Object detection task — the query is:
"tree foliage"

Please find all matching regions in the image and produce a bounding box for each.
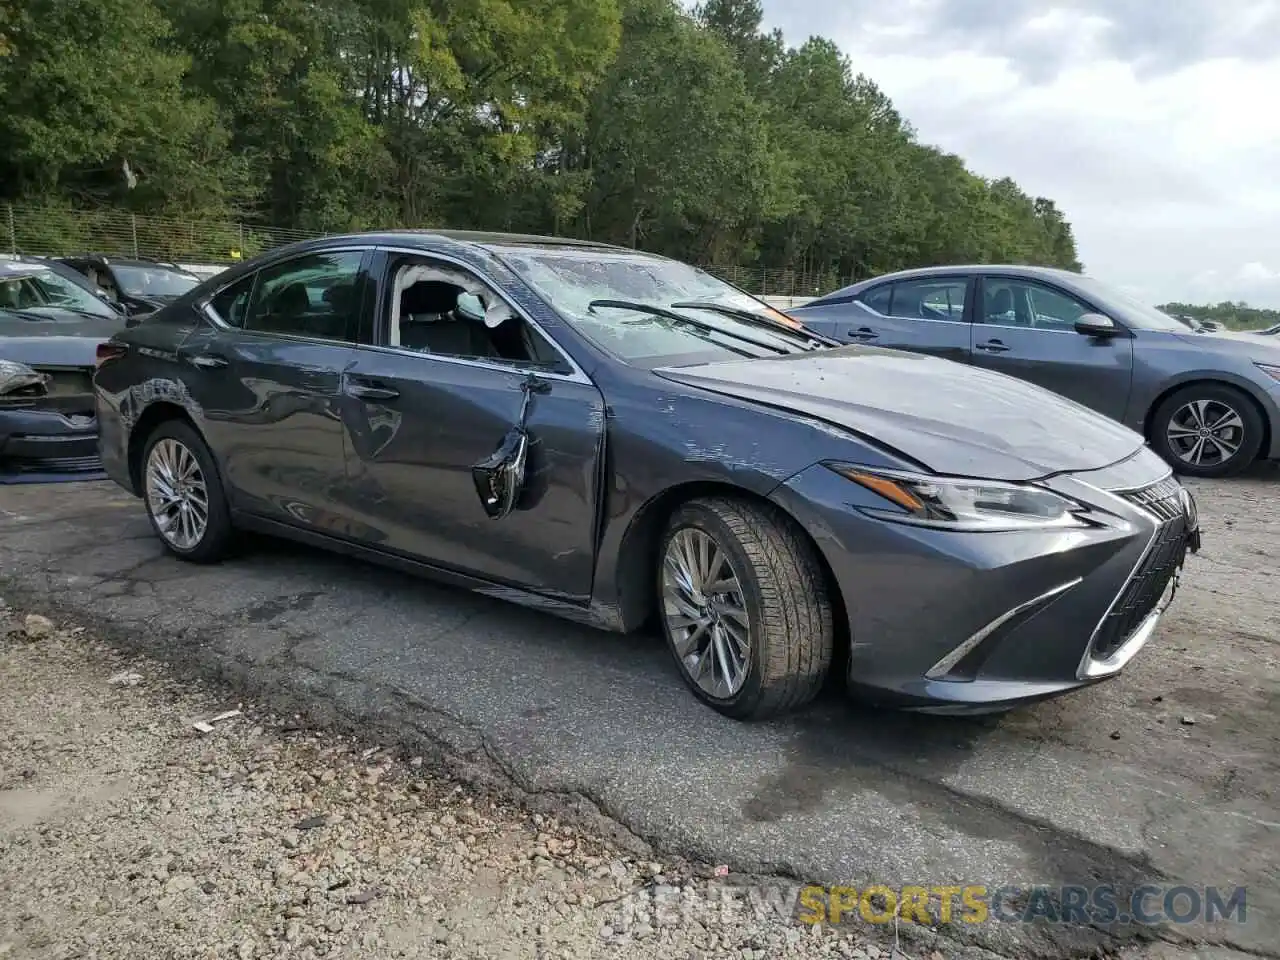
[0,0,1082,279]
[1160,301,1280,331]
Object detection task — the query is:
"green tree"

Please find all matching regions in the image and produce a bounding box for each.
[0,0,1083,285]
[0,0,250,215]
[577,0,788,262]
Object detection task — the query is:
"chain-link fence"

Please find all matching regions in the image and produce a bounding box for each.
[2,202,847,296]
[3,202,323,266]
[699,264,850,299]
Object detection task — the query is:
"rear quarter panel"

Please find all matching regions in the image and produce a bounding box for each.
[93,305,207,493]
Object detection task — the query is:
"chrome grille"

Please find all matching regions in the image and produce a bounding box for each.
[1090,478,1190,660]
[1120,474,1184,523]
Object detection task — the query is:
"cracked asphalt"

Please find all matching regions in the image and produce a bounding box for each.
[1,472,1277,960]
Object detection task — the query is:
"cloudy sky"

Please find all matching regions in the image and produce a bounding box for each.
[759,0,1280,308]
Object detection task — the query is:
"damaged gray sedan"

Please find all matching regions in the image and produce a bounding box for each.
[1,260,124,481]
[93,231,1201,719]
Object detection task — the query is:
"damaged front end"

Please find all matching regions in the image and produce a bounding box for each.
[0,359,51,400]
[0,359,104,483]
[471,373,549,519]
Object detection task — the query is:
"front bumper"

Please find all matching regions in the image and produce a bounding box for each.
[0,407,104,482]
[770,455,1199,712]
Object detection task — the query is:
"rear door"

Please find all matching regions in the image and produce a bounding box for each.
[799,275,974,363]
[337,247,607,600]
[968,274,1134,419]
[178,247,372,531]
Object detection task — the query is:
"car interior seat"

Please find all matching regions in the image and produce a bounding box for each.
[399,280,498,358]
[986,287,1016,323]
[317,281,359,340]
[259,281,311,333]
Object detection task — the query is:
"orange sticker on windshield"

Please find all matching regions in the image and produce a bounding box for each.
[764,307,803,328]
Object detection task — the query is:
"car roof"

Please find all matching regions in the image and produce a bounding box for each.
[804,265,1092,307]
[273,229,639,257]
[854,264,1080,288]
[58,254,195,272]
[197,229,666,290]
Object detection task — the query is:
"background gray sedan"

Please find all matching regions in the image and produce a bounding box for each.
[790,265,1280,477]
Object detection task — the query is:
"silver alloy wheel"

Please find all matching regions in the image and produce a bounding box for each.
[145,438,210,551]
[661,527,751,698]
[1166,399,1245,467]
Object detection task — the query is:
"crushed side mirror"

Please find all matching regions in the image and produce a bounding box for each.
[472,426,529,519]
[470,373,550,520]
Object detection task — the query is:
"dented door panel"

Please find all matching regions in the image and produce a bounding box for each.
[338,349,606,600]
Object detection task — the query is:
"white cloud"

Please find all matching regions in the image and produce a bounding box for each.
[760,1,1280,308]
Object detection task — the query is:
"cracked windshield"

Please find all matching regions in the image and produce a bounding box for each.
[0,267,118,319]
[500,249,811,362]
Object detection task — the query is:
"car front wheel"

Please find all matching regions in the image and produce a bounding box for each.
[657,497,835,720]
[1151,384,1263,478]
[141,420,234,562]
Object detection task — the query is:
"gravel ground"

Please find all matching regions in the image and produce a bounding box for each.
[0,606,983,960]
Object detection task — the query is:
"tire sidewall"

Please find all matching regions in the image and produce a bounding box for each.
[657,502,767,713]
[1152,385,1263,478]
[141,421,230,560]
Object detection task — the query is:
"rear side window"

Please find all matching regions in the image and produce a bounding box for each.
[244,252,365,342]
[209,274,255,329]
[888,278,968,321]
[858,285,892,315]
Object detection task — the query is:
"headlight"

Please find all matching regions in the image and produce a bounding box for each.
[825,464,1092,531]
[1254,362,1280,384]
[0,359,49,399]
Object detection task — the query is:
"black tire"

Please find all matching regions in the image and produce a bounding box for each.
[140,420,235,563]
[1150,384,1264,478]
[656,496,834,720]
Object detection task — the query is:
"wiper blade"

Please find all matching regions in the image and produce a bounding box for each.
[586,300,800,357]
[0,306,56,322]
[670,301,836,350]
[57,304,117,320]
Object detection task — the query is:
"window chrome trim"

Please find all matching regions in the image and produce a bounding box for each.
[194,244,378,346]
[373,245,593,386]
[971,321,1094,336]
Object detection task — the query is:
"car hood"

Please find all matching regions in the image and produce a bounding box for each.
[653,346,1147,482]
[0,314,124,367]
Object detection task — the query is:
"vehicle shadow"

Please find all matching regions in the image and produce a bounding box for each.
[242,527,1032,800]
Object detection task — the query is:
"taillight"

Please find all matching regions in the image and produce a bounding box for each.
[95,342,128,368]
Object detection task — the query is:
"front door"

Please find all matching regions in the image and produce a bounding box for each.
[969,275,1135,420]
[337,249,606,601]
[179,248,372,532]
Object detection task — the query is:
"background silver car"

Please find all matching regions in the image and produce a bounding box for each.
[790,265,1280,478]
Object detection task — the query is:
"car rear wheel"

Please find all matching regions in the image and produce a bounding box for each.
[1151,384,1263,478]
[141,421,234,563]
[657,497,834,720]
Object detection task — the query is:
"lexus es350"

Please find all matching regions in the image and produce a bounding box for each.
[788,264,1280,479]
[93,232,1201,719]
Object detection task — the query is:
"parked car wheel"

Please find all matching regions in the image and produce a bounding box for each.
[1151,384,1264,478]
[656,497,834,720]
[141,421,234,562]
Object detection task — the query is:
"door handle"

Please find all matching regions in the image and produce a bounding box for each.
[345,381,399,401]
[976,339,1010,353]
[848,327,879,341]
[185,353,228,369]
